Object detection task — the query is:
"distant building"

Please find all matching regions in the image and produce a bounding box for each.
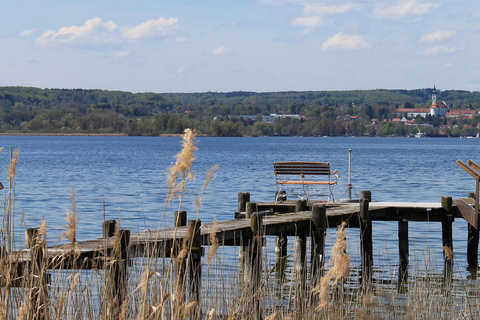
[396,108,430,117]
[395,86,450,118]
[446,109,479,118]
[429,86,449,116]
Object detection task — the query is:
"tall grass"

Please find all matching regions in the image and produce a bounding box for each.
[1,133,480,319]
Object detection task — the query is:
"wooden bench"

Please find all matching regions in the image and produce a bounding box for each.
[273,161,338,203]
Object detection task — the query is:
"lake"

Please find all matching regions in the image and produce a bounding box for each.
[0,135,478,276]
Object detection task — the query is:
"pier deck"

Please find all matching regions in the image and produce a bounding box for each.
[11,199,462,268]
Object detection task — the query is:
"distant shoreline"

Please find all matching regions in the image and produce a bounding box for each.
[0,133,183,137]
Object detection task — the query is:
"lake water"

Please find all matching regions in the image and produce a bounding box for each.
[0,135,479,276]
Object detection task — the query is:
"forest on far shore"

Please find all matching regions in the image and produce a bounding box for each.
[1,86,480,137]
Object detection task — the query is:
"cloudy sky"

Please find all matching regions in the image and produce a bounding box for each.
[1,0,480,93]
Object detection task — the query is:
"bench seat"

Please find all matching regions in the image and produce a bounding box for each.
[274,161,338,203]
[278,181,337,185]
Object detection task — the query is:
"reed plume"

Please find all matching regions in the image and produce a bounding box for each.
[8,148,18,180]
[443,246,454,261]
[207,217,219,264]
[207,308,216,319]
[312,221,350,310]
[59,188,78,247]
[166,128,197,210]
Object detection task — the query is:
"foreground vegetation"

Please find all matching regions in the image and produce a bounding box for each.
[1,87,480,137]
[1,130,480,319]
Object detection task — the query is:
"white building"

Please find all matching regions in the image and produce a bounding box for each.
[429,86,449,117]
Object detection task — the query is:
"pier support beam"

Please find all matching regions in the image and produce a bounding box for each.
[237,192,250,218]
[246,202,258,219]
[398,217,409,284]
[26,227,49,320]
[295,200,308,313]
[187,219,202,320]
[173,211,187,320]
[275,234,288,282]
[441,196,454,284]
[360,191,372,287]
[249,212,263,320]
[105,226,130,319]
[102,220,116,238]
[467,192,479,270]
[311,204,327,287]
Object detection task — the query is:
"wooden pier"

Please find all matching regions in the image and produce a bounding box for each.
[4,188,480,319]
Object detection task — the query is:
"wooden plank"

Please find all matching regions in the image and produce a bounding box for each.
[453,198,477,228]
[457,160,480,179]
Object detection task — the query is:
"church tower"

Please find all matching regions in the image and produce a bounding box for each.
[429,85,449,116]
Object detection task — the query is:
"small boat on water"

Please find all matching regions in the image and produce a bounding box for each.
[415,130,425,138]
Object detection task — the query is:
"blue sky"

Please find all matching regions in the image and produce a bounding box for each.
[1,0,480,93]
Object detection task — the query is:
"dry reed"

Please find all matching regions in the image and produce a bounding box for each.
[443,246,454,261]
[207,218,219,265]
[312,221,350,311]
[166,128,197,210]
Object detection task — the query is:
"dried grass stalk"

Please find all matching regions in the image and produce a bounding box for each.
[207,217,219,264]
[443,246,454,261]
[312,221,350,310]
[166,128,197,206]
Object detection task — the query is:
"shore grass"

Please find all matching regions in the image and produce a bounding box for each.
[1,130,480,319]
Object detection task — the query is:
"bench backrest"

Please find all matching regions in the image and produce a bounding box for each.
[273,161,332,176]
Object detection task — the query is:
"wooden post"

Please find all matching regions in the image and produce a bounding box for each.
[360,190,372,202]
[187,219,202,320]
[173,211,187,320]
[238,192,250,213]
[243,202,258,283]
[246,202,258,219]
[295,200,307,313]
[275,234,288,282]
[311,204,327,287]
[398,217,409,283]
[442,196,454,284]
[102,220,116,238]
[296,199,308,212]
[106,228,130,319]
[175,210,187,228]
[467,192,479,269]
[250,212,263,320]
[26,227,49,320]
[360,191,372,287]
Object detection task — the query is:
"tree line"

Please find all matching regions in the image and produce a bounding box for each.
[1,86,479,137]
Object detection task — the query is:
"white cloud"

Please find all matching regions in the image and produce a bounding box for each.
[36,18,119,46]
[420,31,456,43]
[212,46,232,55]
[19,29,35,37]
[472,10,480,18]
[304,3,360,15]
[122,17,178,41]
[36,17,178,47]
[321,32,370,51]
[291,16,324,28]
[373,0,440,20]
[423,45,457,55]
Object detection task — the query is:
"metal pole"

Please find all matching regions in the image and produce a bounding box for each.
[348,149,352,200]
